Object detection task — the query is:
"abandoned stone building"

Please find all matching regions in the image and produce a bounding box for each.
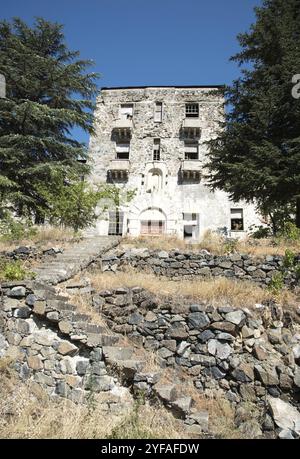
[88,86,263,240]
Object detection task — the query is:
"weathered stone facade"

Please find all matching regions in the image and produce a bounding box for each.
[88,86,263,240]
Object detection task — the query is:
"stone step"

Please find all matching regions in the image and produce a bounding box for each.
[86,333,120,347]
[70,313,91,322]
[102,346,134,361]
[74,322,107,334]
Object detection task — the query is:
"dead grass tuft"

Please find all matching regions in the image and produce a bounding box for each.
[88,268,297,310]
[121,231,300,257]
[0,225,78,252]
[0,359,182,439]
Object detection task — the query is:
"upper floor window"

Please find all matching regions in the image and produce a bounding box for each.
[154,102,163,122]
[183,213,197,221]
[185,103,199,118]
[116,142,130,159]
[153,139,161,161]
[119,104,133,120]
[231,209,244,231]
[184,141,198,160]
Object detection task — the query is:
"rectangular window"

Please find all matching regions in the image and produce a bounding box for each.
[108,211,124,235]
[119,104,133,120]
[154,102,163,122]
[185,103,199,118]
[184,141,198,160]
[153,139,161,161]
[116,142,130,159]
[183,213,197,221]
[231,209,244,231]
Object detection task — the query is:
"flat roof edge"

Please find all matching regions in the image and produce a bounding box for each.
[101,85,225,91]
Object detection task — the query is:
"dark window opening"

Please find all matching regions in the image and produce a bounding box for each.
[231,209,244,231]
[184,141,198,160]
[154,102,163,122]
[185,103,199,118]
[116,142,130,159]
[153,139,161,161]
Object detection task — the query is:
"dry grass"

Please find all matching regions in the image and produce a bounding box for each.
[88,268,297,309]
[0,358,183,439]
[121,231,300,257]
[0,225,78,252]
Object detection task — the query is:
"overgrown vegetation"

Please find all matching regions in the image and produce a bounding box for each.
[0,257,35,281]
[121,228,300,257]
[88,268,297,310]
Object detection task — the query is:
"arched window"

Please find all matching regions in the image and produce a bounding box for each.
[147,168,163,192]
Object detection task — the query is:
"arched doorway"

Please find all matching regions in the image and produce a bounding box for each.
[140,207,166,235]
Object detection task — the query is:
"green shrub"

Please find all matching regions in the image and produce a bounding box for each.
[250,225,271,239]
[279,222,300,241]
[268,272,284,293]
[223,238,238,253]
[0,258,35,281]
[0,216,37,242]
[283,249,296,268]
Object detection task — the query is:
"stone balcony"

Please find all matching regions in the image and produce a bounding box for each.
[181,118,201,140]
[108,159,130,171]
[112,119,133,140]
[114,118,133,129]
[181,160,202,172]
[182,118,201,128]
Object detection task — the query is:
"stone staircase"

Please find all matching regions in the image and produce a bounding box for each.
[33,236,120,284]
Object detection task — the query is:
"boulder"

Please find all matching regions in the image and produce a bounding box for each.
[57,341,78,356]
[153,383,177,403]
[254,364,279,386]
[188,410,209,432]
[207,339,232,360]
[268,397,300,436]
[171,397,193,418]
[188,312,210,330]
[225,310,246,326]
[9,286,26,298]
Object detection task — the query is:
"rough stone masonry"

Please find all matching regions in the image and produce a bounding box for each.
[87,86,263,239]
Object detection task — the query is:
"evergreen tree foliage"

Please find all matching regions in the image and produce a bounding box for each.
[206,0,300,228]
[0,18,99,219]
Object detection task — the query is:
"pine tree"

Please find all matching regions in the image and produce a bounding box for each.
[0,18,99,220]
[206,0,300,229]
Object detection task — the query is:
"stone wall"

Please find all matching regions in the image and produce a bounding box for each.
[100,248,299,287]
[92,285,300,438]
[0,281,133,413]
[0,280,215,435]
[87,86,261,238]
[1,276,300,438]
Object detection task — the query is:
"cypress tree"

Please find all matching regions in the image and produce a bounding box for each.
[206,0,300,229]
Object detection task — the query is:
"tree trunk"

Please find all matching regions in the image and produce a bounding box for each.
[296,197,300,228]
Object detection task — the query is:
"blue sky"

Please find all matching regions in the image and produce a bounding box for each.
[1,0,261,143]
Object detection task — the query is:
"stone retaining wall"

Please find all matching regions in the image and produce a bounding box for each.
[0,281,213,435]
[1,275,300,438]
[92,285,300,438]
[0,281,133,413]
[100,248,299,287]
